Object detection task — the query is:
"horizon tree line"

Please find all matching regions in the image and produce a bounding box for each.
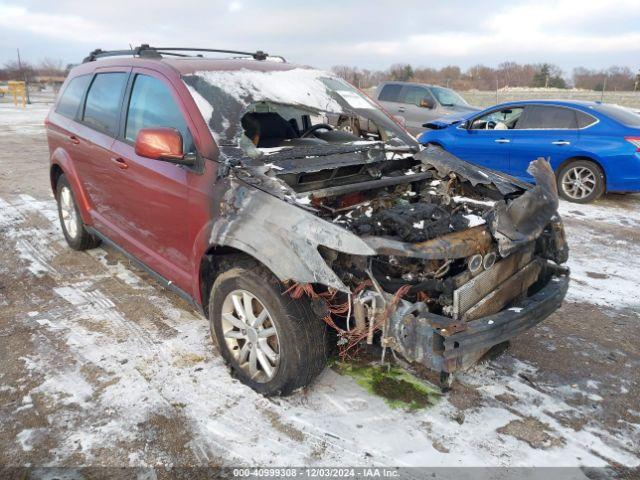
[331,62,640,91]
[1,58,638,92]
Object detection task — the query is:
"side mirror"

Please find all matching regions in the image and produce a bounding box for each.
[461,119,472,129]
[135,128,194,166]
[420,98,435,109]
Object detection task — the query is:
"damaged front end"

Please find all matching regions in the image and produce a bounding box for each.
[211,144,569,379]
[185,67,569,381]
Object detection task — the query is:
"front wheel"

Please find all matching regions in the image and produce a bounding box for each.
[208,258,330,396]
[557,160,605,203]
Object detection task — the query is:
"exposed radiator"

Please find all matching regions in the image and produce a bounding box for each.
[453,246,535,320]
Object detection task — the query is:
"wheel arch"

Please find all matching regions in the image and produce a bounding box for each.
[50,164,64,194]
[199,245,275,317]
[555,155,607,192]
[50,149,93,224]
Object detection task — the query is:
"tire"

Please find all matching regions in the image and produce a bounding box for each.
[557,160,605,203]
[208,257,330,396]
[56,174,101,250]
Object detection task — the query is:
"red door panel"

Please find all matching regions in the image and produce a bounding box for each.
[108,140,191,290]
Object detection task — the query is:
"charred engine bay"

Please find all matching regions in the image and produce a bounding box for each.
[264,144,515,314]
[308,171,494,313]
[226,143,565,321]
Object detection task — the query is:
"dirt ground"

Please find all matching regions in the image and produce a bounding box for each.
[0,103,639,477]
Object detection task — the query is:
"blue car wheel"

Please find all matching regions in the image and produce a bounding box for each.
[557,160,605,203]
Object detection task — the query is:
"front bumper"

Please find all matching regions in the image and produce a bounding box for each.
[386,270,569,374]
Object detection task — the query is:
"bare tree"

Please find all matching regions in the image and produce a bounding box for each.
[573,66,635,91]
[334,61,637,91]
[38,58,65,76]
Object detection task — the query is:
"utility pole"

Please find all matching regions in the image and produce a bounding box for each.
[600,75,606,102]
[495,77,499,104]
[16,48,31,105]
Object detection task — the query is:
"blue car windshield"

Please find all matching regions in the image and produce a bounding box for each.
[593,104,640,127]
[430,86,469,107]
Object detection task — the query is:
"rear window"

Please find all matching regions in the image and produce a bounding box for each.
[576,110,598,128]
[593,104,640,127]
[378,84,402,102]
[55,75,91,119]
[517,105,577,129]
[82,72,128,135]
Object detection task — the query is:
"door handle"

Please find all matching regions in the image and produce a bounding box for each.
[68,135,80,145]
[552,140,571,145]
[494,138,510,144]
[111,157,129,170]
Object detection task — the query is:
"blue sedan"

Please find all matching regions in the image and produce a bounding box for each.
[417,100,640,203]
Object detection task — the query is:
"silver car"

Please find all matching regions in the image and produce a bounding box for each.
[339,81,480,137]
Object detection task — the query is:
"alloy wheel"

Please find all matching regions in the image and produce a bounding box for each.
[221,289,280,383]
[561,166,597,200]
[59,185,79,239]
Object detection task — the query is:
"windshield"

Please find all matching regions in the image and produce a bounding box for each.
[430,86,469,107]
[593,103,640,127]
[182,67,416,159]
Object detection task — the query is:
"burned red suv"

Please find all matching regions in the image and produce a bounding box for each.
[46,45,569,395]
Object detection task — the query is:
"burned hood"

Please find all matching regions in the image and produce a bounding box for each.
[415,146,530,195]
[209,140,562,292]
[486,158,560,256]
[181,67,416,154]
[416,147,560,256]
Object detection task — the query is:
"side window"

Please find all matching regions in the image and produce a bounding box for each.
[576,110,598,128]
[55,75,92,119]
[82,72,128,135]
[125,74,194,153]
[517,106,577,129]
[399,86,430,106]
[470,107,524,130]
[378,84,402,102]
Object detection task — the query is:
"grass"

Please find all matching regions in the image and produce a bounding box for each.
[334,361,441,411]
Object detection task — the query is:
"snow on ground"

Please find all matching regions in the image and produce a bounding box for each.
[0,103,51,136]
[559,196,640,309]
[0,194,636,468]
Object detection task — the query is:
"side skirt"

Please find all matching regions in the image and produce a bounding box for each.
[86,226,205,316]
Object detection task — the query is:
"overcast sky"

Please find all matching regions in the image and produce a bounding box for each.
[1,0,639,74]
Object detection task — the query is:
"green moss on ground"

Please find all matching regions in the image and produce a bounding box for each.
[334,362,441,411]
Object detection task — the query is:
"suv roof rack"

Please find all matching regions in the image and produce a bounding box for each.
[82,44,284,63]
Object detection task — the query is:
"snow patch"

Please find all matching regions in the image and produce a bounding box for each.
[190,68,342,114]
[463,214,486,227]
[452,195,496,207]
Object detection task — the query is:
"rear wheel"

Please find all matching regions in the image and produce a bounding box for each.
[56,174,100,250]
[557,160,604,203]
[208,258,330,395]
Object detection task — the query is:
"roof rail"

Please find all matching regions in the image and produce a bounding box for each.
[82,44,283,63]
